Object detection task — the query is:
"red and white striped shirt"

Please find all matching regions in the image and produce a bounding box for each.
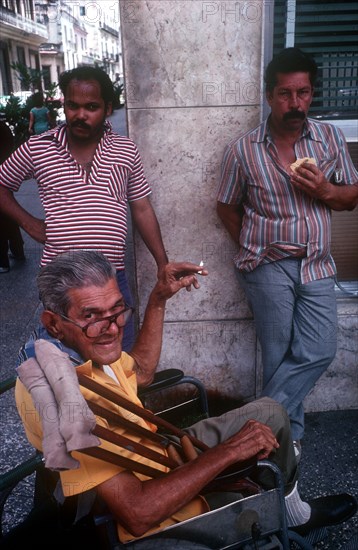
[217,118,358,284]
[0,122,151,269]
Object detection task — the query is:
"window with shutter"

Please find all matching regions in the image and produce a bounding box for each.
[270,0,358,291]
[273,0,358,120]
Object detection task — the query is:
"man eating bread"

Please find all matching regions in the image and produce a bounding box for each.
[216,47,358,463]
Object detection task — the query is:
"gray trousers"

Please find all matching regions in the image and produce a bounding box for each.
[126,398,296,549]
[186,397,297,493]
[237,259,337,440]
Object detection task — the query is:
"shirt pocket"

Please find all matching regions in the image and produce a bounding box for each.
[105,165,130,201]
[317,157,338,180]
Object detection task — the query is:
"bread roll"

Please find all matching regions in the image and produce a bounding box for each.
[290,157,317,172]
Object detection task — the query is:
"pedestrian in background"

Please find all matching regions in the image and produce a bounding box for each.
[0,112,25,273]
[28,92,51,135]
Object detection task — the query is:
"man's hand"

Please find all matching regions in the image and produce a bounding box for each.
[223,419,279,462]
[153,262,209,301]
[290,162,358,210]
[290,162,331,202]
[97,419,279,538]
[130,262,208,386]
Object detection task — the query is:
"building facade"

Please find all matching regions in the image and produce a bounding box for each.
[0,0,123,97]
[0,0,47,95]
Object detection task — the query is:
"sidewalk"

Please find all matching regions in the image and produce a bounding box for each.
[0,109,357,548]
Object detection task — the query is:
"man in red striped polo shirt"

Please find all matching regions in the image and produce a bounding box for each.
[217,48,358,460]
[0,67,168,351]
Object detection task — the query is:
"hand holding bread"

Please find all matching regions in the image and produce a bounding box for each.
[289,155,335,204]
[290,157,317,172]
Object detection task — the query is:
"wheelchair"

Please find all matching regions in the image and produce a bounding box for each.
[0,370,315,550]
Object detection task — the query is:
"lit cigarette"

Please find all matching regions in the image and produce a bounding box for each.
[198,260,204,274]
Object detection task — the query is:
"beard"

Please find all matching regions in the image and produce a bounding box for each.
[68,117,106,142]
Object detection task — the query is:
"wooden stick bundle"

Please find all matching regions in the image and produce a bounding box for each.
[77,372,208,452]
[77,372,257,494]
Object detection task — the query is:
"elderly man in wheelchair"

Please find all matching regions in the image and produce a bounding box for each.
[4,250,357,549]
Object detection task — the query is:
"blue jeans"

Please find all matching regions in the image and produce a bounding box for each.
[116,270,135,352]
[237,258,337,440]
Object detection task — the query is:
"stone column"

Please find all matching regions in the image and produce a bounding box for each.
[120,0,265,402]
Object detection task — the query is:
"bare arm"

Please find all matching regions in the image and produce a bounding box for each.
[129,196,168,274]
[291,163,358,211]
[47,110,52,128]
[216,201,243,243]
[97,419,279,538]
[28,112,35,134]
[129,262,208,386]
[0,186,46,243]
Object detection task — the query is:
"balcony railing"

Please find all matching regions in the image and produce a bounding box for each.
[100,22,119,38]
[83,57,95,66]
[39,43,63,54]
[0,6,48,39]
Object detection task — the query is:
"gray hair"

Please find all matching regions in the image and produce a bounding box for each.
[37,250,117,315]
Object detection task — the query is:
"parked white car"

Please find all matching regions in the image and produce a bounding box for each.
[56,106,65,124]
[0,91,32,106]
[0,95,10,107]
[13,91,32,104]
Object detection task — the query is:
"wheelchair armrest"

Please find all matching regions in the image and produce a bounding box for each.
[0,453,45,539]
[0,454,44,493]
[138,368,184,397]
[0,375,17,395]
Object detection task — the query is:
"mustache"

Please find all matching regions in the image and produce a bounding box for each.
[71,121,91,130]
[283,111,306,121]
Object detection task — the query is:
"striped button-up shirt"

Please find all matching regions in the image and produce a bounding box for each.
[217,118,358,283]
[0,122,151,270]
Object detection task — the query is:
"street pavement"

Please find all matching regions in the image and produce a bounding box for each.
[0,108,357,548]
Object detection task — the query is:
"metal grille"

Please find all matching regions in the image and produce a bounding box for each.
[273,0,358,119]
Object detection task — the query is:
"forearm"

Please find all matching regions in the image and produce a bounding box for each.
[130,262,208,386]
[130,198,168,271]
[291,164,358,211]
[322,182,358,211]
[216,201,243,243]
[98,419,277,538]
[0,187,33,228]
[0,187,45,242]
[29,112,34,132]
[99,439,240,537]
[130,292,166,386]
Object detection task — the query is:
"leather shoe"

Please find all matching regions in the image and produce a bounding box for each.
[291,493,357,536]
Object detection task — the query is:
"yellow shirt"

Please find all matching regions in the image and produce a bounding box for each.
[15,352,209,542]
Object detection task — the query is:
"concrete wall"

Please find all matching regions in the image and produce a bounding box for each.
[120,1,357,410]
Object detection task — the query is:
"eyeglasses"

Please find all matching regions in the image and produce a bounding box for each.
[59,305,134,339]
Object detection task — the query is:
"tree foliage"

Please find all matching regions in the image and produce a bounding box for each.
[10,62,46,92]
